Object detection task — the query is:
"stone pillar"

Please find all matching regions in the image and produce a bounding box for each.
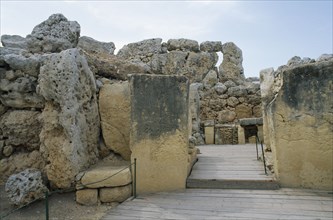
[203,120,215,144]
[129,74,189,194]
[237,125,245,144]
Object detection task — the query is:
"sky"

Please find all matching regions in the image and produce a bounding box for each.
[0,0,332,78]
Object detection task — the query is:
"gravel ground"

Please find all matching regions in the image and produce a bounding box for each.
[0,185,116,220]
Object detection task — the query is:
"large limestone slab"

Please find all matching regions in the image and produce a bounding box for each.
[80,166,131,188]
[99,82,131,160]
[264,58,333,190]
[38,48,100,188]
[129,74,189,194]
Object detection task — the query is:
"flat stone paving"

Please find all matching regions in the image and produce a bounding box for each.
[101,188,333,219]
[187,144,279,189]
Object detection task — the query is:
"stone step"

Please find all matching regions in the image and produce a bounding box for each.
[186,178,279,190]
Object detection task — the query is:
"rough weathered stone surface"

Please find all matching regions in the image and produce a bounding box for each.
[0,103,7,116]
[0,110,42,151]
[215,125,238,145]
[5,168,48,206]
[235,104,252,119]
[214,83,227,95]
[80,166,131,188]
[3,145,13,157]
[189,83,202,134]
[227,97,239,107]
[26,14,80,53]
[228,85,247,97]
[83,52,148,80]
[99,82,131,160]
[3,54,40,77]
[99,185,132,203]
[200,41,222,52]
[1,35,28,49]
[76,189,98,206]
[38,48,100,188]
[0,150,45,184]
[149,51,187,75]
[117,38,163,61]
[317,53,333,62]
[0,71,45,109]
[218,110,236,123]
[219,42,244,80]
[184,52,218,82]
[130,74,189,194]
[202,70,218,89]
[263,58,333,190]
[77,36,115,55]
[167,39,199,52]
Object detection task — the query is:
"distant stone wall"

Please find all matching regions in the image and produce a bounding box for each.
[261,56,333,190]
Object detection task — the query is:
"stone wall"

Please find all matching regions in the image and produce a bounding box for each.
[261,55,333,190]
[1,13,260,193]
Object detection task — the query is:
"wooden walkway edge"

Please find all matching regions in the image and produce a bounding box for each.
[101,188,333,219]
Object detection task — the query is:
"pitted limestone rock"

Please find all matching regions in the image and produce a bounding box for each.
[219,42,244,80]
[5,168,48,206]
[117,38,164,61]
[200,41,222,52]
[38,48,100,188]
[82,51,148,80]
[78,36,115,55]
[0,150,45,185]
[167,38,200,52]
[0,110,42,151]
[27,13,80,53]
[1,35,28,50]
[0,73,44,109]
[3,54,41,77]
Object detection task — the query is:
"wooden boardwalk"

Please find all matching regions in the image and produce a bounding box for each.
[101,188,333,219]
[187,144,279,189]
[102,144,332,219]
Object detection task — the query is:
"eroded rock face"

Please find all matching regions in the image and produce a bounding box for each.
[1,35,28,50]
[82,52,148,80]
[0,110,42,151]
[77,36,115,55]
[5,168,48,206]
[99,82,131,160]
[219,42,244,80]
[117,38,164,61]
[0,151,45,185]
[27,14,80,53]
[0,72,45,109]
[200,41,222,52]
[38,48,100,188]
[167,38,199,52]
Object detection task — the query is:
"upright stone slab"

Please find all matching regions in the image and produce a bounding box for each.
[129,74,189,194]
[264,59,333,190]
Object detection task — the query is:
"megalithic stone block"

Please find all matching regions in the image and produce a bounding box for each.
[129,74,189,194]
